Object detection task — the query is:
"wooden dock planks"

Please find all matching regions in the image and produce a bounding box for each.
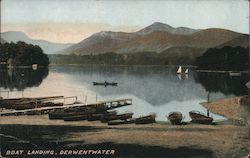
[0,98,132,116]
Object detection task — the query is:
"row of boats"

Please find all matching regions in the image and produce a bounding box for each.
[48,107,213,125]
[48,108,156,125]
[168,111,213,125]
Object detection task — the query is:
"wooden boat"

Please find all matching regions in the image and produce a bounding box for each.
[135,113,156,124]
[63,114,89,121]
[93,81,118,86]
[4,102,63,110]
[167,112,183,125]
[63,110,117,121]
[189,111,213,124]
[101,112,133,122]
[49,108,98,120]
[108,119,135,125]
[0,96,64,109]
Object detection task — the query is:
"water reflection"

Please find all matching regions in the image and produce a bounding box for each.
[52,66,209,105]
[1,66,247,121]
[194,72,249,96]
[0,67,49,90]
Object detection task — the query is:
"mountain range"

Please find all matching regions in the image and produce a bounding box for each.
[1,22,248,56]
[59,22,249,56]
[1,31,74,54]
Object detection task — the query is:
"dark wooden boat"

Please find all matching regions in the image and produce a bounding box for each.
[87,111,118,121]
[63,114,89,121]
[167,112,183,125]
[93,81,118,86]
[108,119,135,125]
[48,108,97,120]
[135,113,156,124]
[0,96,64,110]
[189,110,213,124]
[101,112,133,122]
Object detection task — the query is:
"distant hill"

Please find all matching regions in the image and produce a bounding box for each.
[217,34,249,48]
[1,31,74,54]
[60,22,249,56]
[61,31,136,55]
[136,22,199,35]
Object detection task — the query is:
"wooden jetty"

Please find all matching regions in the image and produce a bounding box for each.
[0,96,72,110]
[0,98,132,116]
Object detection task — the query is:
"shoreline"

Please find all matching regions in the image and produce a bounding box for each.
[1,94,249,157]
[200,95,249,121]
[0,115,249,158]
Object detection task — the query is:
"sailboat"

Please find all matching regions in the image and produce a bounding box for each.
[177,66,189,75]
[177,66,182,74]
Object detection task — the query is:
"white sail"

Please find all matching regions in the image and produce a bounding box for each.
[177,66,182,74]
[185,69,189,74]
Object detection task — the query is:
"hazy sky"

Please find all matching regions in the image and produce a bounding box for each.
[1,0,249,43]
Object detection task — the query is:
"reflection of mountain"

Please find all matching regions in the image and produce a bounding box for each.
[0,68,49,90]
[194,72,249,96]
[52,66,208,105]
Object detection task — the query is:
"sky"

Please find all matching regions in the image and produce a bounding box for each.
[1,0,249,43]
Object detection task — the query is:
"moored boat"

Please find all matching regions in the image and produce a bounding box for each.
[87,111,118,121]
[167,112,183,125]
[101,112,133,122]
[108,119,135,125]
[135,113,156,124]
[189,110,213,124]
[63,114,89,121]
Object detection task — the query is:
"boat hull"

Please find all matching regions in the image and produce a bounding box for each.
[108,119,135,125]
[189,111,213,124]
[135,115,156,124]
[101,113,133,122]
[167,112,183,125]
[93,82,118,86]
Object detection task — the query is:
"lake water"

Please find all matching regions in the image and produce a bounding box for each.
[0,66,249,121]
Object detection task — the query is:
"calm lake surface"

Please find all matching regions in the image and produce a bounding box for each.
[0,65,249,121]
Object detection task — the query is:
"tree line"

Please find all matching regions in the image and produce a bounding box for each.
[49,51,198,66]
[0,41,49,66]
[50,46,249,71]
[195,46,249,71]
